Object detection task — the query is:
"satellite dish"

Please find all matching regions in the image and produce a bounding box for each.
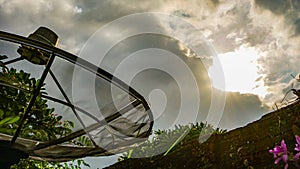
[0,27,153,167]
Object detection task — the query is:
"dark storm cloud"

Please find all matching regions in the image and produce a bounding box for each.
[95,33,270,130]
[254,0,291,15]
[219,92,269,130]
[74,0,160,23]
[97,33,214,129]
[254,0,300,36]
[0,0,163,54]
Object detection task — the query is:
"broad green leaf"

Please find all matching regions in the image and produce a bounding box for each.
[0,109,4,118]
[0,116,20,126]
[0,127,16,135]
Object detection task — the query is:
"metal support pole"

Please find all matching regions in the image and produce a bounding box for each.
[3,57,24,65]
[10,53,56,145]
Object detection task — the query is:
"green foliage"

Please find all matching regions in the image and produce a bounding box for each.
[0,63,90,169]
[119,122,226,161]
[71,135,93,147]
[0,66,72,141]
[10,159,90,169]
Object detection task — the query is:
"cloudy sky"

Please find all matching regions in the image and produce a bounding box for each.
[1,0,300,168]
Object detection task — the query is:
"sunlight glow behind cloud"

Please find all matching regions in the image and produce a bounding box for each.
[209,45,267,98]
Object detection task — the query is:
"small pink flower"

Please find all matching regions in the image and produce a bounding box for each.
[295,135,300,151]
[51,113,58,116]
[269,140,289,168]
[294,135,300,162]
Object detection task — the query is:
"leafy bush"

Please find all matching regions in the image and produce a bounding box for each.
[10,159,90,169]
[0,62,90,168]
[0,66,73,141]
[119,122,226,160]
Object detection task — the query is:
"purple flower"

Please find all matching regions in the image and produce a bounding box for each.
[269,140,289,169]
[295,135,300,151]
[294,135,300,161]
